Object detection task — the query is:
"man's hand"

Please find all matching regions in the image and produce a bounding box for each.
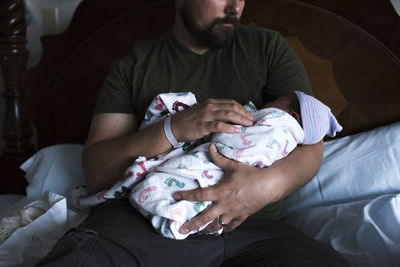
[173,144,279,234]
[171,99,255,142]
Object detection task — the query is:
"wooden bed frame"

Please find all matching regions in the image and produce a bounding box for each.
[1,0,400,194]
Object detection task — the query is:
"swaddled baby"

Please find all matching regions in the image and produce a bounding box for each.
[126,91,342,239]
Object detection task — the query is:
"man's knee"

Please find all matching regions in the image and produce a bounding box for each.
[35,227,99,267]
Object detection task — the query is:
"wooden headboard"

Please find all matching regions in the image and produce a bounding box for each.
[1,0,400,194]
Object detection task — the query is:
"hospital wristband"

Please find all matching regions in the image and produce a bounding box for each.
[163,114,183,148]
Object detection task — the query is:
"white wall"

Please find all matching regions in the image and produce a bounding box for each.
[391,0,400,16]
[0,73,4,152]
[0,0,82,155]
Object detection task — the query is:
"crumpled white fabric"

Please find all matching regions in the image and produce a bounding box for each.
[0,205,45,245]
[0,192,87,267]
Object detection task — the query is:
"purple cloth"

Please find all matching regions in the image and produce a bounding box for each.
[294,91,343,145]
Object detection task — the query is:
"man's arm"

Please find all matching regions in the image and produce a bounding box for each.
[82,113,174,191]
[82,99,255,192]
[173,141,323,234]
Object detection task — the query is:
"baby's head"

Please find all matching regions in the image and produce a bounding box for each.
[263,92,301,124]
[264,91,342,144]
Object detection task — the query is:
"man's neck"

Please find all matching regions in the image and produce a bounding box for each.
[172,21,209,55]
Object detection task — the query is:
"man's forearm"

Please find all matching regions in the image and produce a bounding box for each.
[82,120,172,191]
[83,98,255,192]
[265,141,324,203]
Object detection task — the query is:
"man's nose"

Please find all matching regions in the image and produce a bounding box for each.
[225,0,242,16]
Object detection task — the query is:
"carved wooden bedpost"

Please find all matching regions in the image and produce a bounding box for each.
[0,0,34,193]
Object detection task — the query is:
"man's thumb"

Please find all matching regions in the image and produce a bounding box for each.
[208,144,231,170]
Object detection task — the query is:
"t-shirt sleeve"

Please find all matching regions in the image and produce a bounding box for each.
[263,31,312,102]
[93,55,136,115]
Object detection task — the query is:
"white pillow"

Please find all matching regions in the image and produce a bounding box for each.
[284,121,400,214]
[20,144,85,201]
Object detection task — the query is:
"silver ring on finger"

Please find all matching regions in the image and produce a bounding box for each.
[217,215,228,227]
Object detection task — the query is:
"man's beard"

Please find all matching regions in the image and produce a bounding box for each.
[179,2,239,48]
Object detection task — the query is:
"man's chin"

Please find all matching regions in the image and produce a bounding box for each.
[194,23,237,48]
[212,27,235,46]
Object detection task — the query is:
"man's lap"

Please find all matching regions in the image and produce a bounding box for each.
[36,199,348,267]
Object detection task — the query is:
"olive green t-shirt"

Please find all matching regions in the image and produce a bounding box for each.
[94,25,312,219]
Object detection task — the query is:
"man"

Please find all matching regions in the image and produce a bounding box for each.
[37,0,348,266]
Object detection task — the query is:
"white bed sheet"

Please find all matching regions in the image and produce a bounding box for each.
[284,193,400,267]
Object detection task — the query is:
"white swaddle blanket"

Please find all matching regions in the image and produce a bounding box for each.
[71,92,304,239]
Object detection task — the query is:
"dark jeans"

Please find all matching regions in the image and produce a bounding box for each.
[36,199,349,267]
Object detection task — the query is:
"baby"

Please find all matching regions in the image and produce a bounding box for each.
[72,91,342,239]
